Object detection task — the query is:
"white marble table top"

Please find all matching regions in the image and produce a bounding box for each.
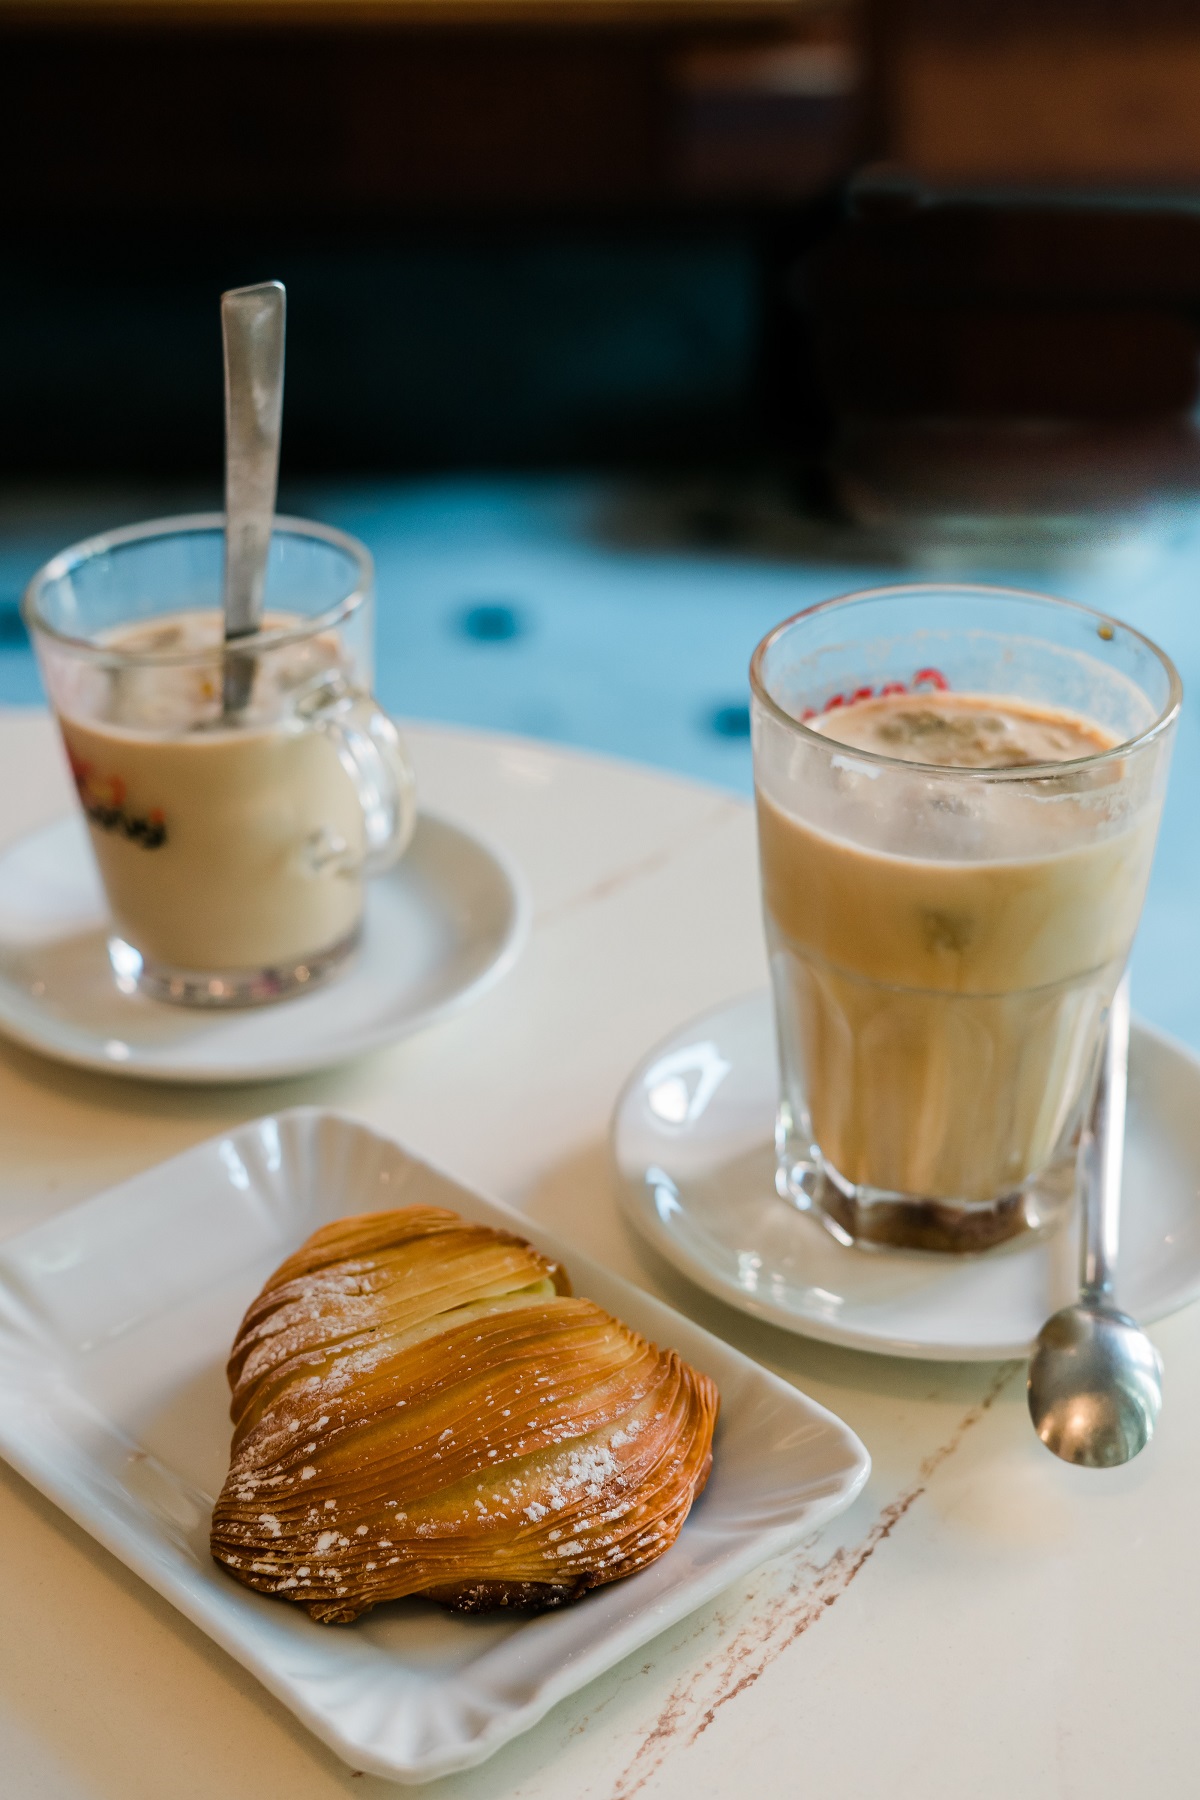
[1,706,1196,1800]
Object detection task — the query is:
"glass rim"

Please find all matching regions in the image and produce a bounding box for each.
[21,512,374,665]
[748,580,1183,782]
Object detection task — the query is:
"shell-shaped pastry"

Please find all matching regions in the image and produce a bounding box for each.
[210,1206,719,1622]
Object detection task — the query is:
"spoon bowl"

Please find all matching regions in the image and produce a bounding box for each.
[1026,974,1162,1468]
[1028,1300,1163,1468]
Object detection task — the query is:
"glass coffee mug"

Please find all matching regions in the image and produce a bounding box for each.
[750,584,1180,1255]
[24,514,416,1007]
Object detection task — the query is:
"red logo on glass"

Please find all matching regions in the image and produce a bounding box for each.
[800,667,949,723]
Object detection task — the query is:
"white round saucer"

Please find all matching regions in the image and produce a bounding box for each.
[0,813,528,1083]
[613,991,1200,1360]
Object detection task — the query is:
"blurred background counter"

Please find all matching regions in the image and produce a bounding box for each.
[3,0,1199,480]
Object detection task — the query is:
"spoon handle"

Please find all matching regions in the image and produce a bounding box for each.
[222,280,286,659]
[1082,972,1130,1304]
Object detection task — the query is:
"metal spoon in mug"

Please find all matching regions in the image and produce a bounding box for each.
[221,279,286,716]
[1027,975,1163,1467]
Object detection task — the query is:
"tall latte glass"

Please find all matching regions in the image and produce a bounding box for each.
[751,585,1179,1254]
[24,514,416,1007]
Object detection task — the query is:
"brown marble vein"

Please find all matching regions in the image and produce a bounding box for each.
[605,1364,1020,1800]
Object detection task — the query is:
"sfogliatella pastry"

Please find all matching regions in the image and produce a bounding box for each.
[210,1206,718,1622]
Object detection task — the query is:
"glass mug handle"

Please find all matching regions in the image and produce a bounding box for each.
[297,674,417,876]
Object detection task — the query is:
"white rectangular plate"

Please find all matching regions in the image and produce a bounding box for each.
[0,1109,870,1783]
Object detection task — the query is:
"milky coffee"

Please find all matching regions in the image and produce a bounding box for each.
[56,611,365,973]
[756,691,1156,1212]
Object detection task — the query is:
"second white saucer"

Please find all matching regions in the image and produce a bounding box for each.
[0,812,527,1083]
[613,991,1200,1360]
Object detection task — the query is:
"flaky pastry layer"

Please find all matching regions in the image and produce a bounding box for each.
[210,1206,718,1622]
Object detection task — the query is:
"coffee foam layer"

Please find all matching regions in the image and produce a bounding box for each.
[69,610,343,735]
[813,691,1116,768]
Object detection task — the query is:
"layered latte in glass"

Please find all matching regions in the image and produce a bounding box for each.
[751,585,1180,1254]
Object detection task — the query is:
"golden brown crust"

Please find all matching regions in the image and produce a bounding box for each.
[210,1206,718,1623]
